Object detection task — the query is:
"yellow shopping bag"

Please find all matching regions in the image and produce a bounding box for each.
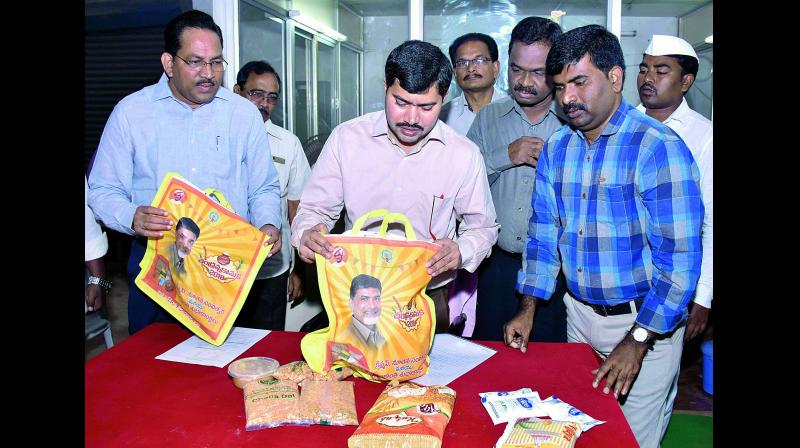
[301,210,439,382]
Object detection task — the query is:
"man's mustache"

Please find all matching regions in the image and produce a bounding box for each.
[639,83,656,94]
[563,102,588,114]
[395,122,423,130]
[463,73,483,81]
[196,78,216,86]
[513,84,537,95]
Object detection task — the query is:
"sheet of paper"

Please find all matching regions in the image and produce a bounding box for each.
[412,333,497,386]
[155,327,270,367]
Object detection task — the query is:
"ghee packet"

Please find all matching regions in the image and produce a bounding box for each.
[538,396,604,431]
[479,389,547,425]
[494,417,583,448]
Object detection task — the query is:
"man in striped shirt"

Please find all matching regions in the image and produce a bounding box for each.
[503,25,704,448]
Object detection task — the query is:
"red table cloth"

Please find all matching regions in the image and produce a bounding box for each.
[85,323,638,447]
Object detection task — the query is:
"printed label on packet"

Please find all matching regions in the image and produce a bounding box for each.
[539,396,605,431]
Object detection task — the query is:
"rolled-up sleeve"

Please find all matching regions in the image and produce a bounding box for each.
[85,177,108,261]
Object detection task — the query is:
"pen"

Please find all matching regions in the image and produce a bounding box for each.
[216,135,220,151]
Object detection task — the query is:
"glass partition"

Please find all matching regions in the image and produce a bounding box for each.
[340,45,362,122]
[239,1,287,127]
[316,39,336,135]
[293,30,313,142]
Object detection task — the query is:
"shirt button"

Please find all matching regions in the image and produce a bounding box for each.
[396,187,402,192]
[581,193,586,199]
[586,156,591,161]
[517,207,523,212]
[516,236,522,240]
[191,167,196,172]
[577,267,582,272]
[578,228,583,236]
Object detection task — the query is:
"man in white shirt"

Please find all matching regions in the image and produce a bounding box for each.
[234,60,312,330]
[440,33,506,135]
[636,35,713,342]
[85,176,110,313]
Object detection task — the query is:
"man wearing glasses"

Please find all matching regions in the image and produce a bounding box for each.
[233,61,311,330]
[88,10,281,334]
[440,33,506,136]
[467,17,568,343]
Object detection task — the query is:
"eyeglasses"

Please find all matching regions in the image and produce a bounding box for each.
[454,56,492,69]
[173,54,228,72]
[246,90,280,104]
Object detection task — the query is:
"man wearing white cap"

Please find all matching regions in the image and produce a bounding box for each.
[637,35,713,342]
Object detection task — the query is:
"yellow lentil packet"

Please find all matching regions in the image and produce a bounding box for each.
[495,417,583,448]
[300,380,358,426]
[243,378,308,430]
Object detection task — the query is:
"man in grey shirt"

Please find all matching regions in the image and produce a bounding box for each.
[467,17,567,342]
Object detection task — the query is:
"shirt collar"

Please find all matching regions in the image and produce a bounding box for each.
[635,96,689,126]
[370,110,447,154]
[453,87,503,117]
[500,96,560,126]
[578,98,631,140]
[265,119,283,140]
[152,72,231,105]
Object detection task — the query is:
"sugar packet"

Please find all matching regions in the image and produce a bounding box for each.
[479,388,548,425]
[538,396,605,431]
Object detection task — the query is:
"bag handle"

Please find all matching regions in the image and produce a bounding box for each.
[350,209,390,234]
[378,212,417,240]
[349,209,418,240]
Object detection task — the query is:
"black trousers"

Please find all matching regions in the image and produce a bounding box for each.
[234,270,290,331]
[472,246,567,342]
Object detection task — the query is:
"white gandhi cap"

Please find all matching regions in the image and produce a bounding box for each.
[644,35,698,61]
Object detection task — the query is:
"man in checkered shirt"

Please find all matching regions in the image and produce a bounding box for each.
[503,25,704,448]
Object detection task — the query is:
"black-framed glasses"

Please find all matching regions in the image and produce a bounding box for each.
[247,90,280,104]
[454,56,492,69]
[173,54,228,72]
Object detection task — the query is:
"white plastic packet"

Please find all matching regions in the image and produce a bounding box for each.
[479,388,548,425]
[538,396,605,431]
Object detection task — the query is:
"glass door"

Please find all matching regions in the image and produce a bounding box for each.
[293,30,313,143]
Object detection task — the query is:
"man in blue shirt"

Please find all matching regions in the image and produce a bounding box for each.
[88,10,281,334]
[503,25,703,448]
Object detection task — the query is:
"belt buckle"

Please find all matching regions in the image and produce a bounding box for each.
[593,304,609,317]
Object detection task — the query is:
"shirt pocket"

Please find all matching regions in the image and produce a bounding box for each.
[415,191,455,241]
[595,184,632,226]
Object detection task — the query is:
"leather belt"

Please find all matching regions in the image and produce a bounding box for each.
[572,295,644,317]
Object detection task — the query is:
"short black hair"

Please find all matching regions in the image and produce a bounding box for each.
[448,33,499,63]
[385,40,453,97]
[176,217,200,238]
[546,24,625,84]
[350,274,382,300]
[666,54,699,78]
[509,16,563,55]
[164,9,223,56]
[236,60,282,93]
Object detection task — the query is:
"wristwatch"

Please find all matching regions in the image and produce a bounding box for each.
[88,276,112,292]
[629,325,654,346]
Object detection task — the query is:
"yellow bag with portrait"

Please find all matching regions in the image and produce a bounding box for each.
[300,210,438,382]
[134,172,272,346]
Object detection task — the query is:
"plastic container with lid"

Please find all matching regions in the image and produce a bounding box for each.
[228,356,280,389]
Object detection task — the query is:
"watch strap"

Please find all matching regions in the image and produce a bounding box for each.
[88,276,112,291]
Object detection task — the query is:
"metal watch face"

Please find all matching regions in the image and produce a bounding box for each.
[632,327,649,342]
